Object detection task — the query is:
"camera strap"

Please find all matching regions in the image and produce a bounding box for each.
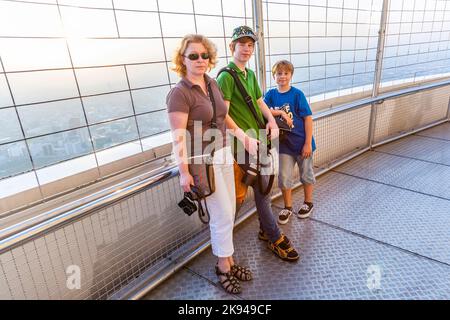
[218,67,274,196]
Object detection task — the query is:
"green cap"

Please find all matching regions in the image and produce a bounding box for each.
[231,25,258,42]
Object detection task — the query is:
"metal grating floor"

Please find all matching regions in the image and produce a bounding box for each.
[144,122,450,300]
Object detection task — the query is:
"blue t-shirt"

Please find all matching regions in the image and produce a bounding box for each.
[264,86,316,156]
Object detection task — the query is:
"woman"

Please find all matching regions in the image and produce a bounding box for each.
[167,34,252,294]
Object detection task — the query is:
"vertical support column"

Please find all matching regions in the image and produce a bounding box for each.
[368,0,389,149]
[252,0,267,93]
[447,97,450,122]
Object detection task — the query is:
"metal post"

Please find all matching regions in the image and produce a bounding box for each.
[252,0,267,93]
[447,97,450,122]
[368,0,389,149]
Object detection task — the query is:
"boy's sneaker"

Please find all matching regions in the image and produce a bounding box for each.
[268,234,299,262]
[277,208,293,225]
[297,202,314,219]
[258,229,268,241]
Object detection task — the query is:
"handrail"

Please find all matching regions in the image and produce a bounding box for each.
[1,78,450,254]
[314,78,450,120]
[0,168,178,254]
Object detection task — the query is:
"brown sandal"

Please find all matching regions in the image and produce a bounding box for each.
[231,264,253,281]
[215,265,241,294]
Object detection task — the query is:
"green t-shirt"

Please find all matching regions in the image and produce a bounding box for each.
[217,61,265,140]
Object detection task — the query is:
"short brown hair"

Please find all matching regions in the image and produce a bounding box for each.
[271,60,294,77]
[171,34,218,77]
[229,37,255,53]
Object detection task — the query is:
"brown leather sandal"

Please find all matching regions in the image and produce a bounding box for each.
[215,265,241,294]
[231,264,253,281]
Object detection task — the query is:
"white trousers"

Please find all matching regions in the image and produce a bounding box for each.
[204,146,236,258]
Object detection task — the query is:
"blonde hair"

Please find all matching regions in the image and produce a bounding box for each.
[271,60,294,77]
[171,34,218,77]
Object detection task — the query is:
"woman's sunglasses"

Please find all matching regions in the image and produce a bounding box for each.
[184,53,210,61]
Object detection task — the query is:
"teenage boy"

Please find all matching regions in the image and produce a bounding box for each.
[264,60,316,225]
[217,26,299,262]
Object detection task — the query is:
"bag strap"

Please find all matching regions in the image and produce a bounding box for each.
[218,67,274,196]
[218,67,266,129]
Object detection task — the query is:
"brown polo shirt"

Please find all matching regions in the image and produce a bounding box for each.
[166,74,228,156]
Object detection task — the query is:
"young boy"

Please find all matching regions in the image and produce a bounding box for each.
[217,27,300,262]
[264,60,316,225]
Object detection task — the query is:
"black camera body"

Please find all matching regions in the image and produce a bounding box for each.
[178,192,197,216]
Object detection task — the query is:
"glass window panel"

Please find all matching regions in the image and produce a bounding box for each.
[289,4,308,21]
[132,86,170,114]
[0,1,63,37]
[357,23,370,37]
[0,141,32,179]
[76,66,128,96]
[83,92,134,124]
[58,0,112,8]
[28,128,93,169]
[0,75,13,108]
[343,9,358,23]
[328,0,344,8]
[18,99,86,138]
[60,7,118,38]
[326,51,341,64]
[90,117,139,150]
[116,11,162,38]
[196,16,225,38]
[0,39,71,72]
[326,65,341,78]
[354,49,367,61]
[268,38,290,55]
[19,0,56,3]
[68,39,166,67]
[290,22,308,37]
[309,79,326,96]
[309,52,325,65]
[268,21,290,37]
[158,0,193,13]
[8,70,78,105]
[223,17,247,38]
[344,0,359,9]
[0,108,23,144]
[310,66,325,80]
[137,110,169,138]
[326,77,340,92]
[310,22,326,36]
[327,23,342,37]
[341,63,354,75]
[290,38,308,53]
[291,54,309,67]
[342,23,356,37]
[267,3,289,20]
[292,68,309,83]
[36,154,97,185]
[126,63,169,89]
[160,13,196,37]
[193,0,222,15]
[113,0,157,11]
[341,37,356,50]
[222,0,247,17]
[310,6,327,22]
[341,50,354,63]
[327,8,343,23]
[355,37,369,49]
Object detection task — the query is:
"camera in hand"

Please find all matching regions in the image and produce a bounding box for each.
[178,191,197,216]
